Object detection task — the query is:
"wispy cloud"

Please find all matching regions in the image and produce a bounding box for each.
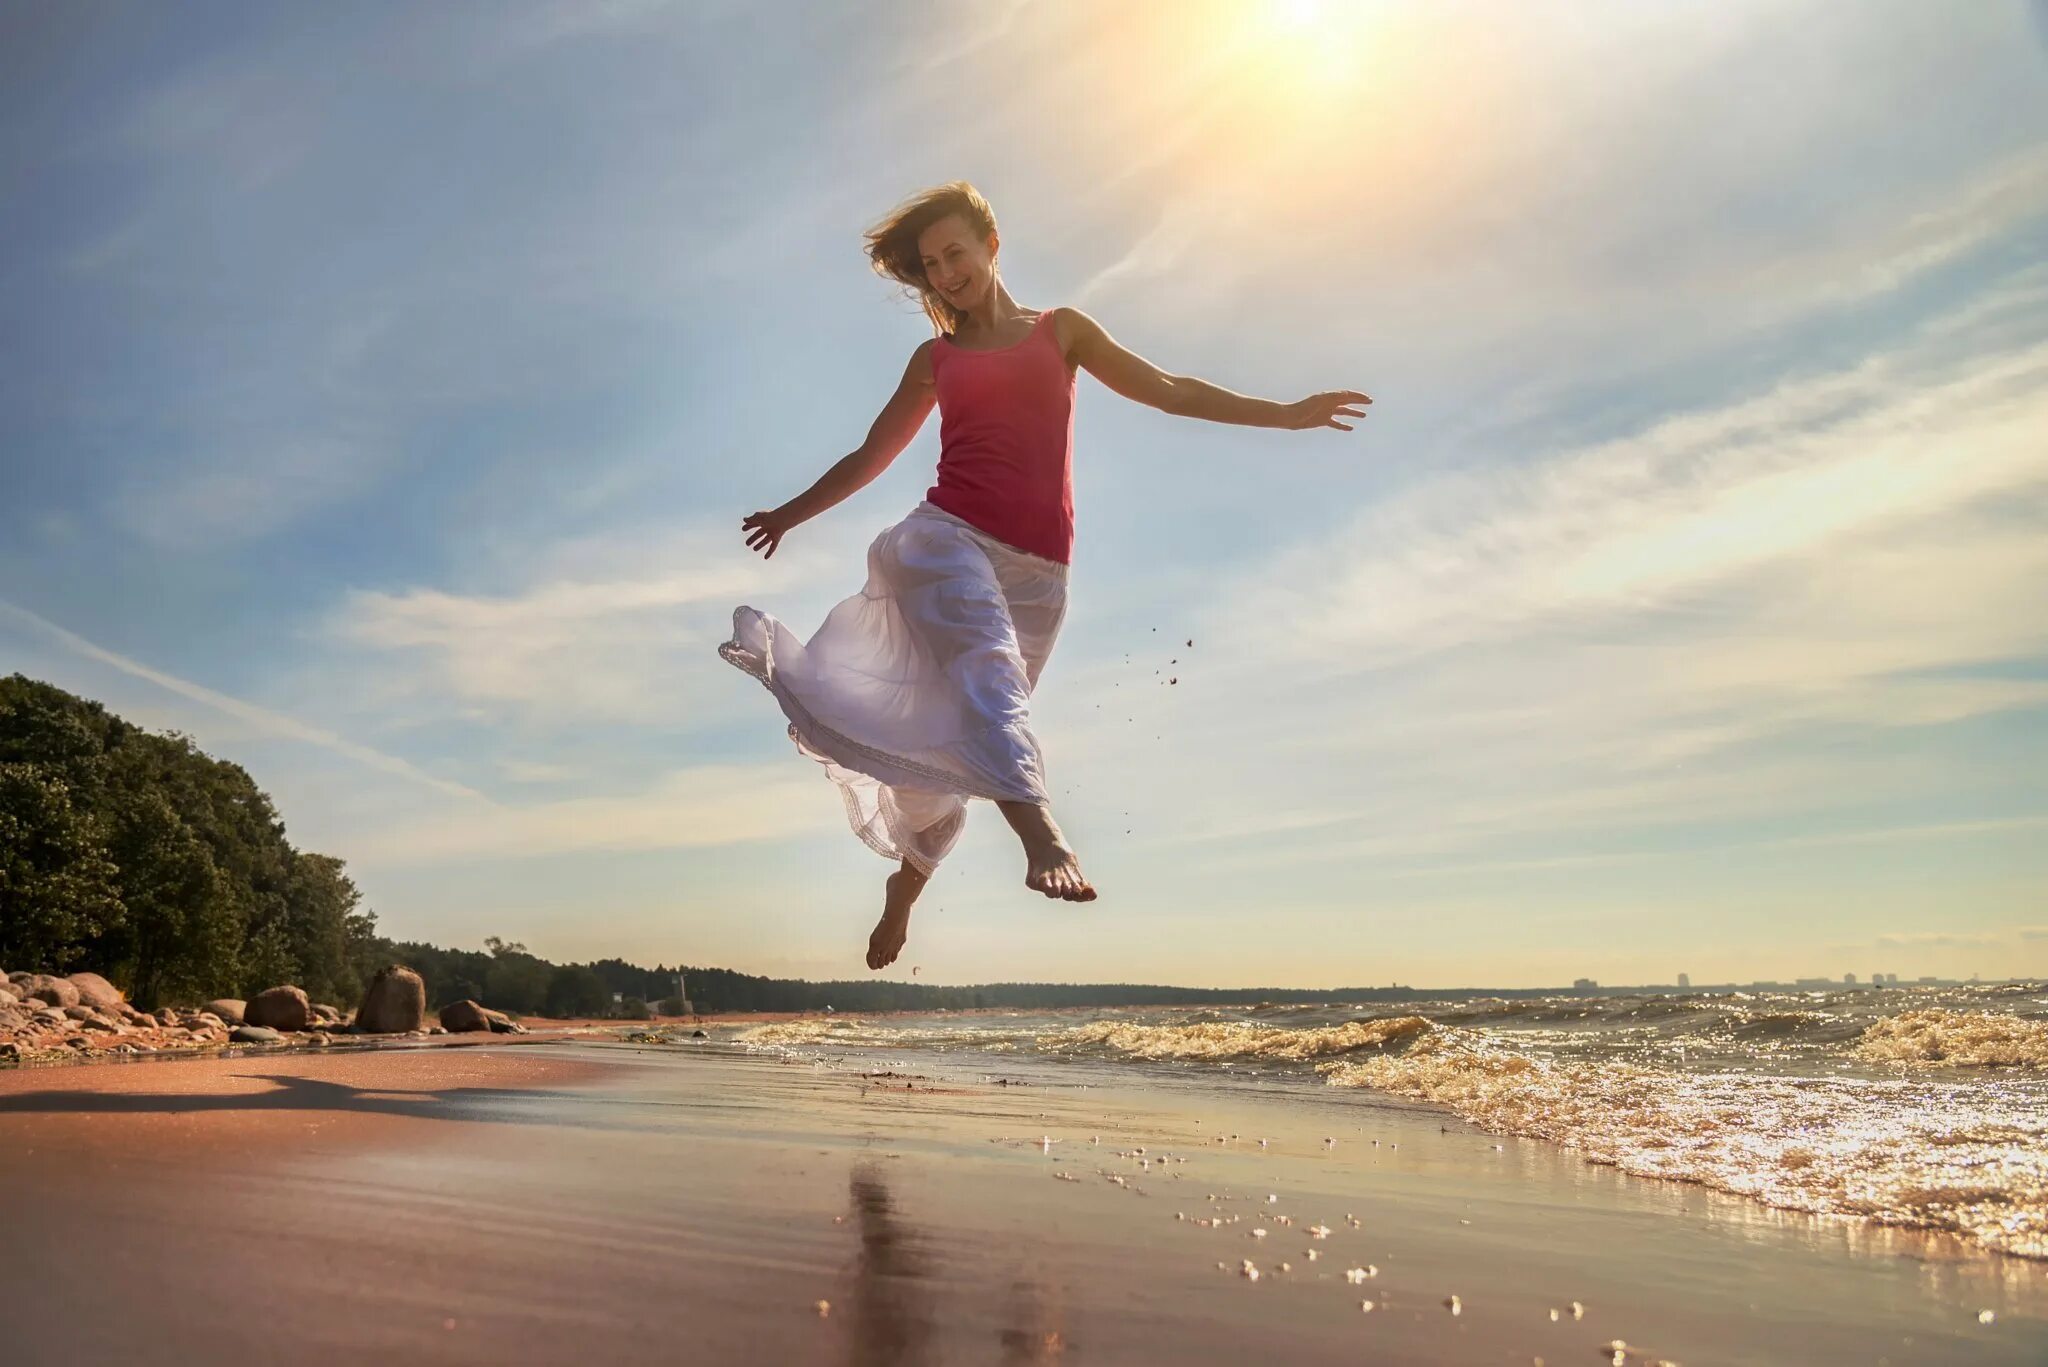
[1221,279,2048,675]
[341,762,829,865]
[1873,931,2006,951]
[326,520,847,725]
[0,598,485,801]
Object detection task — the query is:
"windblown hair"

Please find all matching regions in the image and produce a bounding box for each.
[863,181,998,337]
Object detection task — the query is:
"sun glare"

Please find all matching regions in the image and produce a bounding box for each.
[1276,0,1325,30]
[1235,0,1384,97]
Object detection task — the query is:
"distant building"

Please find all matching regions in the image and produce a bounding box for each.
[1677,973,1690,989]
[1917,976,1938,985]
[1844,973,1857,985]
[1572,978,1598,992]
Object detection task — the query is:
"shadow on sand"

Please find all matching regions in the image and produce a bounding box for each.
[0,1072,592,1125]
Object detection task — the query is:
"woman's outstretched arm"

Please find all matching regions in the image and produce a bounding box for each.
[1063,307,1370,431]
[743,342,939,558]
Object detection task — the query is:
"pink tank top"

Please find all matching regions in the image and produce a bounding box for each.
[926,309,1076,565]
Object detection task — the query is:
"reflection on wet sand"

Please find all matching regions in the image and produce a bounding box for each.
[843,1163,1067,1365]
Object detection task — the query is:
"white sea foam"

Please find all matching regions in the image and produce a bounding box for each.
[1048,1016,1431,1061]
[1320,1025,2048,1258]
[1852,1009,2048,1069]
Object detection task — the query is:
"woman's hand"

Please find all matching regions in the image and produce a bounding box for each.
[1285,390,1372,431]
[741,507,796,559]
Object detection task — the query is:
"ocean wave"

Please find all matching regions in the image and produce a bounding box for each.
[1047,1016,1433,1062]
[1320,1028,2048,1259]
[732,1019,855,1046]
[1852,1009,2048,1069]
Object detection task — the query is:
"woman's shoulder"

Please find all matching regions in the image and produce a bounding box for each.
[909,335,938,386]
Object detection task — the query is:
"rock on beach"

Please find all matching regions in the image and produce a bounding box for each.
[245,986,311,1032]
[205,999,247,1026]
[65,972,122,1009]
[439,999,492,1033]
[355,965,426,1034]
[17,975,80,1010]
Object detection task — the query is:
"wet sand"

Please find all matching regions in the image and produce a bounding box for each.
[0,1042,2040,1365]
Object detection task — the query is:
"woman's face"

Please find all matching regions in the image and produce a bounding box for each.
[917,214,997,310]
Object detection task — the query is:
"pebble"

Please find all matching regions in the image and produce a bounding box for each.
[815,1300,831,1318]
[1360,1299,1376,1313]
[1445,1295,1462,1315]
[1977,1309,1996,1324]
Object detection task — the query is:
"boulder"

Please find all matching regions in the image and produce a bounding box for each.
[229,1025,284,1045]
[20,975,79,1010]
[310,1003,342,1023]
[155,1009,182,1027]
[66,972,122,1009]
[438,999,492,1033]
[61,1005,95,1021]
[354,965,426,1034]
[205,998,247,1026]
[0,987,16,1006]
[483,1009,526,1034]
[245,986,311,1032]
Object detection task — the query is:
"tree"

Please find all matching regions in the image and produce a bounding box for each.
[483,944,550,1014]
[99,784,238,1008]
[0,763,123,971]
[545,964,612,1018]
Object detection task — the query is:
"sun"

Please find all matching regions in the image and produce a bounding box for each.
[1274,0,1326,29]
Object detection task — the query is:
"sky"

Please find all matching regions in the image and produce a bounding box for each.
[3,0,2045,989]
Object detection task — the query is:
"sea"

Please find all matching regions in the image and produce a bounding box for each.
[730,982,2048,1261]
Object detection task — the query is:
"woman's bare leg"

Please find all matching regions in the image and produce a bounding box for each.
[997,800,1096,901]
[867,859,929,970]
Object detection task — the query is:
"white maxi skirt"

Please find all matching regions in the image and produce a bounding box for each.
[719,500,1069,876]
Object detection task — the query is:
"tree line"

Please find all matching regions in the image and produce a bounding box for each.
[3,676,1446,1016]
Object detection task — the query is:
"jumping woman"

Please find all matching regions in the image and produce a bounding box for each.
[721,181,1369,971]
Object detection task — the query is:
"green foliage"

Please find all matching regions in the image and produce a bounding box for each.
[0,675,375,1007]
[545,964,612,1018]
[0,763,124,971]
[483,941,551,1015]
[616,996,652,1021]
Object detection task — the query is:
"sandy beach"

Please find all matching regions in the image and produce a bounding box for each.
[0,1037,2040,1365]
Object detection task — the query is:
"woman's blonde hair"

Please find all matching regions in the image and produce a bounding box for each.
[863,181,998,336]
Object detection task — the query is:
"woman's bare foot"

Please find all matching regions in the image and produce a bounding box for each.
[867,862,927,970]
[997,800,1097,902]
